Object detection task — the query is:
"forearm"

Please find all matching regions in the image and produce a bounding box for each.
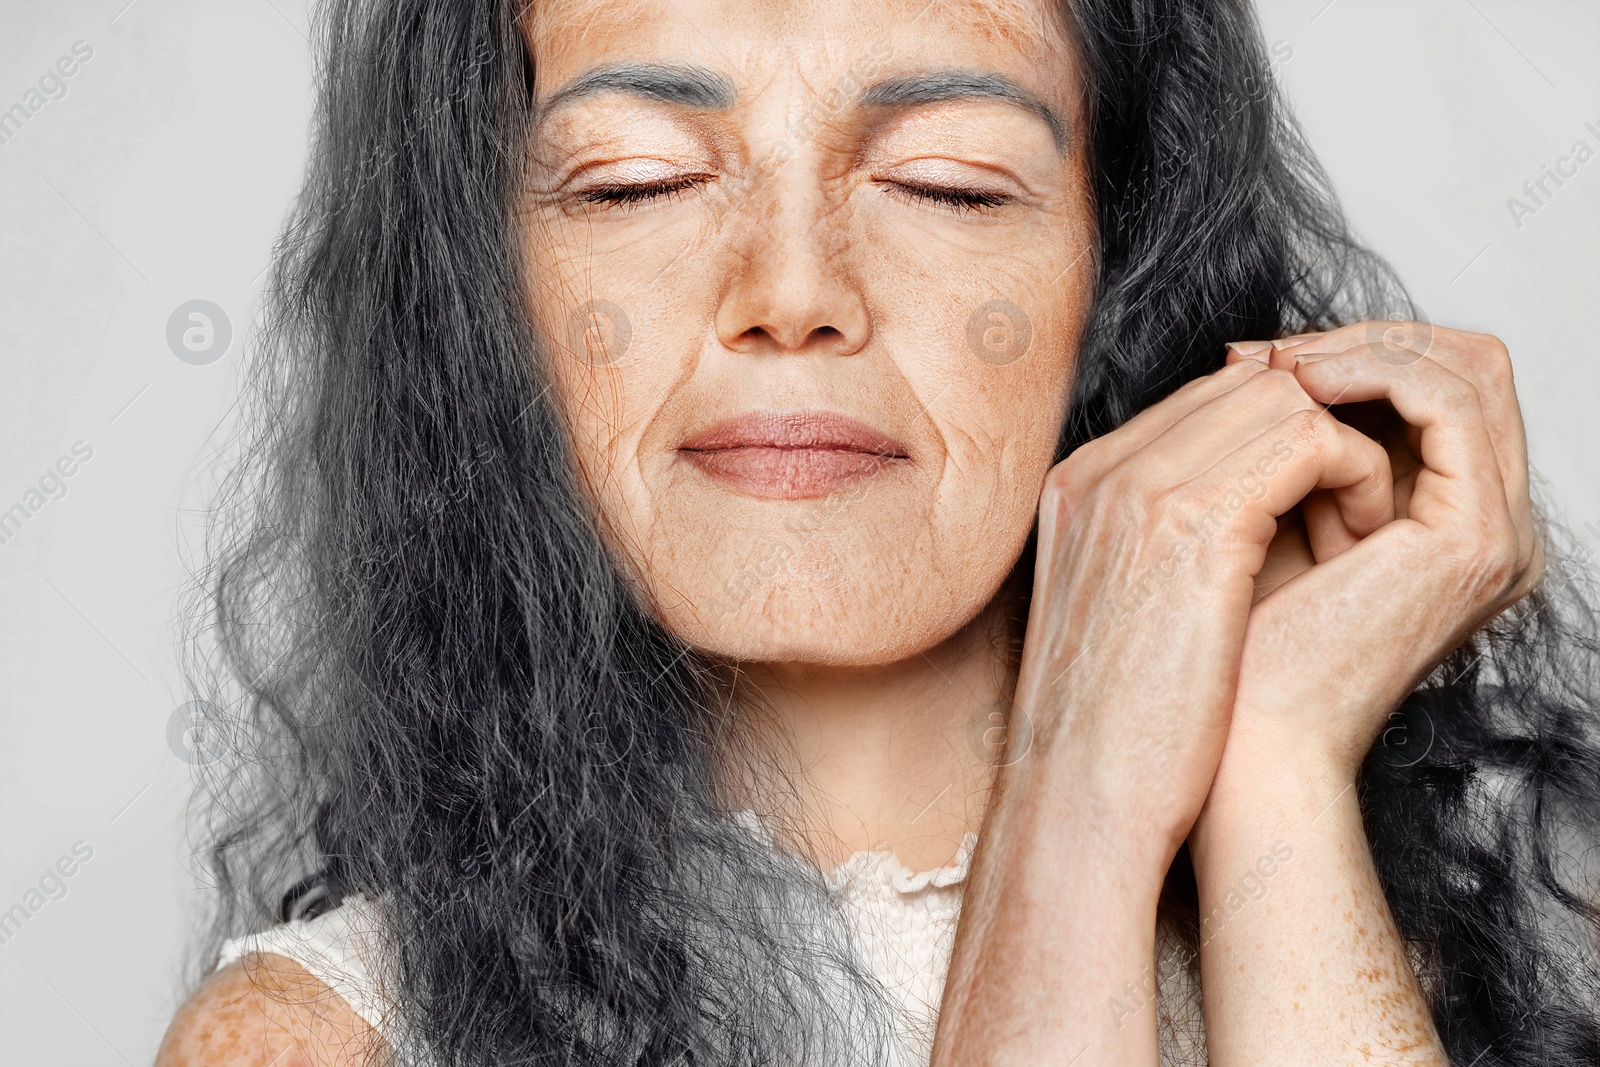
[1190,749,1446,1066]
[932,749,1170,1067]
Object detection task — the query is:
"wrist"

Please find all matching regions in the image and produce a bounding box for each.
[1019,692,1218,869]
[997,743,1182,893]
[1189,743,1357,874]
[1212,709,1359,795]
[1225,677,1412,789]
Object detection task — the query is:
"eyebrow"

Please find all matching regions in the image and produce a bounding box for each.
[541,62,737,115]
[539,63,1068,152]
[861,71,1069,151]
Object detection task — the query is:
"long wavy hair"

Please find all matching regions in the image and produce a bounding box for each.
[185,0,1600,1064]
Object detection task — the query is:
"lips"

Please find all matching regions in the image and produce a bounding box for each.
[678,411,910,500]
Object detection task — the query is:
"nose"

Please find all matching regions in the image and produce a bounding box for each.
[713,171,871,358]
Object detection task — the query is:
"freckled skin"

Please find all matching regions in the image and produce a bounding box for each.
[520,0,1095,878]
[164,0,1537,1060]
[523,0,1094,668]
[156,955,389,1067]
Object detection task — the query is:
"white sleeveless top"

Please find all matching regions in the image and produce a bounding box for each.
[213,831,979,1066]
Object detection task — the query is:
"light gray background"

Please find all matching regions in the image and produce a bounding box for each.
[0,1,1595,1063]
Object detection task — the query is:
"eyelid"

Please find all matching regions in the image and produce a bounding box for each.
[563,156,704,189]
[860,102,1056,180]
[872,156,1025,195]
[537,94,734,180]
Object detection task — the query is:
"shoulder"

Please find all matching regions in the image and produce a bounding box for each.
[159,892,404,1066]
[155,953,391,1067]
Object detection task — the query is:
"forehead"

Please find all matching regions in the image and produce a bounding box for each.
[524,0,1079,113]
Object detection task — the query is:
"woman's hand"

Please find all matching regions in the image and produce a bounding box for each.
[934,357,1390,1067]
[1011,356,1393,855]
[1215,323,1543,786]
[1189,322,1542,1067]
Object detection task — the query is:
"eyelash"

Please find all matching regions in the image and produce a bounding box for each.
[576,176,708,208]
[886,181,1013,214]
[572,176,1014,215]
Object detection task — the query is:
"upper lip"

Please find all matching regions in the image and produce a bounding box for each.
[678,410,910,458]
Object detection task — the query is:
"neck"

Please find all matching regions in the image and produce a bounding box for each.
[719,592,1021,874]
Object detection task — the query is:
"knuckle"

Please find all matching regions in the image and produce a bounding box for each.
[1471,332,1512,364]
[1447,331,1513,390]
[1148,482,1207,539]
[1449,521,1523,601]
[1490,534,1521,589]
[1041,461,1085,506]
[1248,366,1308,402]
[1278,406,1324,450]
[1067,436,1112,472]
[1475,335,1514,391]
[1501,524,1544,592]
[1148,478,1193,518]
[1425,362,1483,414]
[1159,475,1226,525]
[1157,478,1272,557]
[1455,375,1485,415]
[1043,447,1115,509]
[1222,355,1271,379]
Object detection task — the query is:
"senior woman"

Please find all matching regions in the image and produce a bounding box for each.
[157,0,1600,1064]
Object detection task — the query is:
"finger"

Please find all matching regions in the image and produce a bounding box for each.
[1271,332,1328,349]
[1068,357,1275,482]
[1132,369,1337,489]
[1274,320,1423,359]
[1224,334,1328,370]
[1303,445,1396,560]
[1225,341,1291,372]
[1394,331,1534,570]
[1308,417,1395,548]
[1303,491,1349,559]
[1291,346,1509,529]
[1224,341,1275,364]
[1297,324,1537,585]
[1178,406,1395,566]
[1196,406,1395,531]
[1285,326,1527,504]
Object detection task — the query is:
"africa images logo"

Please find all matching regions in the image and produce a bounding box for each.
[0,842,94,948]
[0,441,94,549]
[0,40,94,149]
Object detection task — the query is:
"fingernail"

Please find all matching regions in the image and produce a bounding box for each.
[1227,340,1273,357]
[1272,334,1325,351]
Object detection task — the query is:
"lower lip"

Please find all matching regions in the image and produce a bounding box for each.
[681,446,904,499]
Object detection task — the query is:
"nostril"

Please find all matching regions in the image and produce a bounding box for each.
[732,323,852,353]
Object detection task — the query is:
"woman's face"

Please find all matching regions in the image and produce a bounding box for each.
[523,0,1096,666]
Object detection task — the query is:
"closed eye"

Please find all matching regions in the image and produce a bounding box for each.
[882,180,1013,214]
[576,175,712,208]
[575,175,1012,214]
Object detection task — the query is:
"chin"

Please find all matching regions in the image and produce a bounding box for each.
[656,556,1013,668]
[607,468,1043,668]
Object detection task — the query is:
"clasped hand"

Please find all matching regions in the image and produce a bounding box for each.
[1014,322,1542,858]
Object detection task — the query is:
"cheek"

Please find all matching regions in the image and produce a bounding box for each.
[923,345,1079,576]
[528,213,710,493]
[542,350,690,578]
[522,168,1091,666]
[531,308,693,590]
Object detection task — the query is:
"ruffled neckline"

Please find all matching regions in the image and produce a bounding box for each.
[824,832,979,895]
[730,810,978,896]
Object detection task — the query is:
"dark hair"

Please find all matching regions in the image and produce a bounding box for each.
[187,0,1600,1065]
